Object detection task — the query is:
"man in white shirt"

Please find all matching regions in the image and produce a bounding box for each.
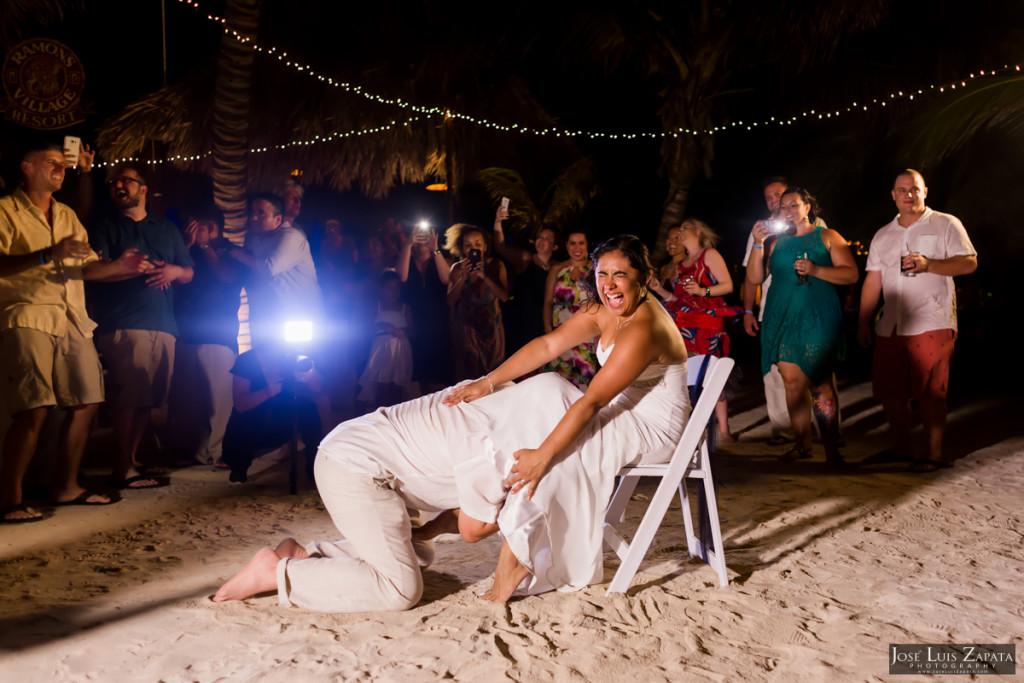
[858,169,977,472]
[235,193,321,347]
[742,177,793,445]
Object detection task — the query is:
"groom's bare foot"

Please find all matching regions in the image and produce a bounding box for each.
[275,537,309,560]
[213,548,279,602]
[480,541,531,603]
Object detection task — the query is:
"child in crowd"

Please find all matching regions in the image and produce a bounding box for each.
[357,270,413,408]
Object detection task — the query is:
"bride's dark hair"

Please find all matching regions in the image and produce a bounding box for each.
[581,234,654,304]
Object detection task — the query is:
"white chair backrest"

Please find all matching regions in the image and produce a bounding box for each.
[670,356,731,467]
[603,354,734,592]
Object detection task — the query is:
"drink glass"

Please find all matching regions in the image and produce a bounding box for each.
[900,249,918,277]
[795,252,809,285]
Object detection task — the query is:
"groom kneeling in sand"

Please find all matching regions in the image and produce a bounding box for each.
[213,372,576,611]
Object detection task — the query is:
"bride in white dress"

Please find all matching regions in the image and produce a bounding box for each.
[214,235,688,610]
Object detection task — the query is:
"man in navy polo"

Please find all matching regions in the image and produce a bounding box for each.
[84,163,194,488]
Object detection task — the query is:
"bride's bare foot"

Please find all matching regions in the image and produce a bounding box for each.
[275,537,309,560]
[412,509,460,542]
[480,540,531,603]
[213,548,280,602]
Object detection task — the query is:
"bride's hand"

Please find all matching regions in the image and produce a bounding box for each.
[442,377,492,406]
[507,448,552,499]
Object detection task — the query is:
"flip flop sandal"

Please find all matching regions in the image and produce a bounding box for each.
[2,503,44,524]
[51,490,115,506]
[116,475,169,489]
[778,447,812,462]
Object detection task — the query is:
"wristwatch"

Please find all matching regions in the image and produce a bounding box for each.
[705,287,711,297]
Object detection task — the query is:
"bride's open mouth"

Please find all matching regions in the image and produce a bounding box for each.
[604,289,625,309]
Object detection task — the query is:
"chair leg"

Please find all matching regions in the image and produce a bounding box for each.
[679,481,697,559]
[605,474,641,526]
[606,475,684,594]
[702,473,728,587]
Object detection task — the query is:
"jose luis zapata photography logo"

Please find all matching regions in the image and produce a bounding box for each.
[890,644,1015,675]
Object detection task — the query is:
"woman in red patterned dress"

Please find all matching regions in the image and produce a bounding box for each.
[651,218,742,441]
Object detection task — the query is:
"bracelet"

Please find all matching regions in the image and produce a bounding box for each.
[752,244,763,250]
[744,309,754,315]
[433,250,442,256]
[484,375,495,394]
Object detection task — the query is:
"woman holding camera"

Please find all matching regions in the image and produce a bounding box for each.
[445,223,508,381]
[491,206,557,355]
[397,224,452,393]
[746,187,858,466]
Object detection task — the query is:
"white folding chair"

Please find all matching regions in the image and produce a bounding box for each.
[603,355,734,593]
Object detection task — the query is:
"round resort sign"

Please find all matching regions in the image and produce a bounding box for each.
[2,38,86,130]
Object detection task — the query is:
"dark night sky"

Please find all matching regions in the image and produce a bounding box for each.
[3,0,1023,286]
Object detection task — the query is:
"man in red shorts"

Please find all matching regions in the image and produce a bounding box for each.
[858,169,977,472]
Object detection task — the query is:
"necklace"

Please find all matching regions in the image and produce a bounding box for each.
[614,304,642,338]
[603,307,639,349]
[617,309,638,331]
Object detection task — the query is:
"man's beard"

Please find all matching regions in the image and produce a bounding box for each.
[115,191,142,209]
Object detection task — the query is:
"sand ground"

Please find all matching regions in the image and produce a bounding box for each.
[1,379,1022,682]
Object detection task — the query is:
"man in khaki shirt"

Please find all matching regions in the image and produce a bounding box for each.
[0,144,124,522]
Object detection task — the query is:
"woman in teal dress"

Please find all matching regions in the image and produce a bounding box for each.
[746,188,858,466]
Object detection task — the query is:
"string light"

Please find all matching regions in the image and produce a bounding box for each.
[175,0,1024,143]
[94,116,423,168]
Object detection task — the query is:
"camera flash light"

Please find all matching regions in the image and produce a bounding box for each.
[284,320,314,343]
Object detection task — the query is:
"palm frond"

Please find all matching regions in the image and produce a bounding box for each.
[541,157,599,232]
[901,76,1024,162]
[477,167,541,238]
[0,0,81,47]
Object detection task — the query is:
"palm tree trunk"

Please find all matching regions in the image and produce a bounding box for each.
[211,0,261,239]
[655,154,701,263]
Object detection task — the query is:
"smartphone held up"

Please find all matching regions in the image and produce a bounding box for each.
[62,136,81,168]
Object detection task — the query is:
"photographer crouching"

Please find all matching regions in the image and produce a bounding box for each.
[222,319,325,484]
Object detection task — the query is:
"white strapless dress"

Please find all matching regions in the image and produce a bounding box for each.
[319,343,689,595]
[495,343,689,594]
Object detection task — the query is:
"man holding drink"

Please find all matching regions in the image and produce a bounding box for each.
[858,169,977,472]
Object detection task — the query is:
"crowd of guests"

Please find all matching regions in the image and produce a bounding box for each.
[0,138,978,525]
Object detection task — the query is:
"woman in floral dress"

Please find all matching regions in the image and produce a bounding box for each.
[542,231,598,389]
